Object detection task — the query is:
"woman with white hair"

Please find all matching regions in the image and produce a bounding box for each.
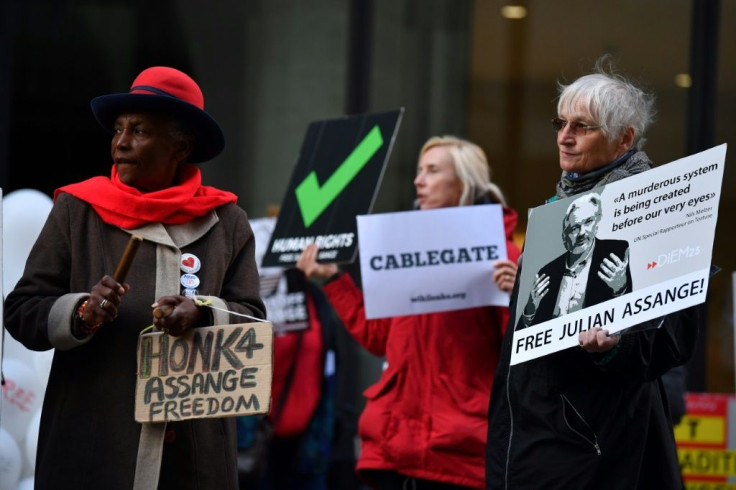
[552,61,655,198]
[485,60,699,489]
[298,135,520,489]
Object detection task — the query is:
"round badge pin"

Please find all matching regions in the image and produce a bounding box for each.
[180,253,201,274]
[182,288,198,298]
[180,273,200,289]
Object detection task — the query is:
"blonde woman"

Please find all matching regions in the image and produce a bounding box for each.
[298,136,520,489]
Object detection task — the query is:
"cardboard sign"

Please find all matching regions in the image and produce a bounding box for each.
[511,144,726,365]
[135,322,273,423]
[261,109,403,267]
[357,205,509,318]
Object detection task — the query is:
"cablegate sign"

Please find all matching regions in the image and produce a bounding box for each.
[135,322,273,423]
[357,204,509,319]
[261,109,403,267]
[510,144,726,365]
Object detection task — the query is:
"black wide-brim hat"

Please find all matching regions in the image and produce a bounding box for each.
[90,66,225,163]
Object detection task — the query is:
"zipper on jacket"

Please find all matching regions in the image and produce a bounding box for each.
[560,394,602,456]
[502,359,520,490]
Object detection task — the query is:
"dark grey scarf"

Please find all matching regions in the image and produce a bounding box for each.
[555,150,652,199]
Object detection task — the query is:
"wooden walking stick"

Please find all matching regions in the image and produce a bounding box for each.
[114,235,143,283]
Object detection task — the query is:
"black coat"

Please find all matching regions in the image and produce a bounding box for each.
[486,253,698,490]
[4,194,265,490]
[487,150,699,489]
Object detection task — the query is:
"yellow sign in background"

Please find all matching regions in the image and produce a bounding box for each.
[676,415,726,445]
[676,393,736,486]
[679,448,736,477]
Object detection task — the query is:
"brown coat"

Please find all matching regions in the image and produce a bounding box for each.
[4,193,266,490]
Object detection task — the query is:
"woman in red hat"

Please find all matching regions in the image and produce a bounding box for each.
[4,66,265,490]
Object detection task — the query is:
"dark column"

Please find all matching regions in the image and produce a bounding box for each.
[341,5,377,488]
[0,0,19,191]
[345,0,374,115]
[686,0,719,155]
[685,0,720,392]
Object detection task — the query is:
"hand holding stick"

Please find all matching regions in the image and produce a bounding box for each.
[79,235,142,331]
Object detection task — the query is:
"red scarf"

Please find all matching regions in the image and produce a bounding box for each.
[54,164,238,229]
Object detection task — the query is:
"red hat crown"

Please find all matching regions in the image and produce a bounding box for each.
[128,67,205,109]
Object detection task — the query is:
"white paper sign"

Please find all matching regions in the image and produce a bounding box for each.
[252,217,309,333]
[511,144,726,365]
[357,204,509,319]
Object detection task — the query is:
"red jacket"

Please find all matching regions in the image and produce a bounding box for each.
[324,206,521,488]
[269,292,324,437]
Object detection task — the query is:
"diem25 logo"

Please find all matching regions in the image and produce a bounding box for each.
[646,245,701,270]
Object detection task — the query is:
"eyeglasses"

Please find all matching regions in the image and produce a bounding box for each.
[551,117,601,136]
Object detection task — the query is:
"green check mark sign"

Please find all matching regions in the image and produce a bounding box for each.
[295,125,384,228]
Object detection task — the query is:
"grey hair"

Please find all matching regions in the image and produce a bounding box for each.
[419,135,507,206]
[166,118,197,162]
[167,119,196,145]
[557,58,655,149]
[563,192,602,229]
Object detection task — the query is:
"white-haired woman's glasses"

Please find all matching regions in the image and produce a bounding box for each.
[551,117,601,136]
